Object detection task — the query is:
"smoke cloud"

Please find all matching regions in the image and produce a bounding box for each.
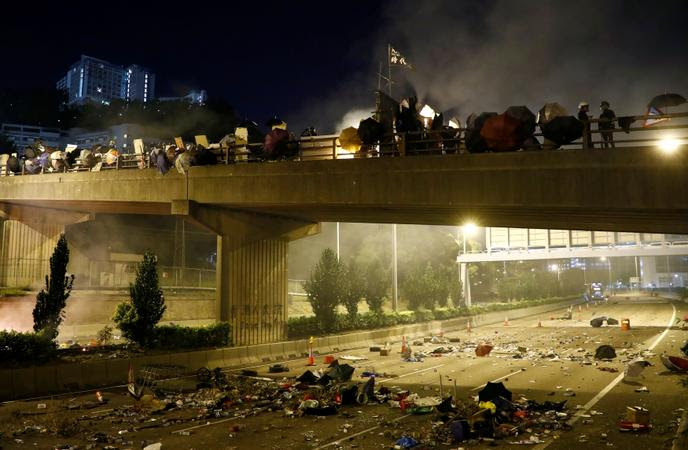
[290,0,688,133]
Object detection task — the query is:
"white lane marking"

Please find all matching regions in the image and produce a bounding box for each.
[539,302,677,449]
[172,415,242,434]
[315,414,411,449]
[378,363,446,384]
[470,368,526,391]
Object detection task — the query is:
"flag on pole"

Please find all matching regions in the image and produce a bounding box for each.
[643,106,668,127]
[389,46,412,68]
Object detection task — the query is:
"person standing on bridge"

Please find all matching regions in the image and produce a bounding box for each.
[578,102,593,149]
[598,101,616,148]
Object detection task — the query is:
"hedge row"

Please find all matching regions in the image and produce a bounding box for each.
[0,330,57,364]
[287,296,576,339]
[147,322,232,349]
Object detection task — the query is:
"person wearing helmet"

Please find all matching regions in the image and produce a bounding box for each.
[578,102,593,149]
[598,101,616,148]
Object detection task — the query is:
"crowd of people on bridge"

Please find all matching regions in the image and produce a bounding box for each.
[0,90,682,176]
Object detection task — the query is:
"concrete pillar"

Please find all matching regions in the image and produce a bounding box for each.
[172,200,319,345]
[460,262,472,307]
[0,204,91,287]
[639,256,658,288]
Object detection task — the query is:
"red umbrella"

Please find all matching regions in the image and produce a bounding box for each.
[480,113,524,152]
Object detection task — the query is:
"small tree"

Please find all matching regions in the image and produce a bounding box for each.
[33,234,74,340]
[364,258,389,314]
[341,259,365,318]
[113,251,166,346]
[303,249,343,333]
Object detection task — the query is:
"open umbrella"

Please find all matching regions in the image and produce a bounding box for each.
[541,116,583,146]
[264,128,290,159]
[465,112,497,153]
[357,117,385,145]
[338,127,362,152]
[537,102,568,125]
[648,93,686,109]
[478,382,512,402]
[480,113,525,152]
[505,105,536,136]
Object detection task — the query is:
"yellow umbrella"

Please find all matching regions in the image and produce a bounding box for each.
[338,127,362,152]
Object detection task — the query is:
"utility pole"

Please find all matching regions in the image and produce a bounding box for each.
[392,224,398,312]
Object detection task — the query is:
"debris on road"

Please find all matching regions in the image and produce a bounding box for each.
[595,345,617,360]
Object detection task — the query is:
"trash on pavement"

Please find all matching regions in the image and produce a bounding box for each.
[595,345,617,360]
[660,354,688,372]
[478,382,512,402]
[475,343,494,357]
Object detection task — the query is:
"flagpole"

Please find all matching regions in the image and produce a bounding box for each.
[387,44,392,96]
[378,61,382,91]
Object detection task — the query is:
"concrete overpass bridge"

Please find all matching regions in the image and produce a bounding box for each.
[1,146,687,344]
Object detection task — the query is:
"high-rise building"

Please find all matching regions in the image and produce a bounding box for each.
[57,55,156,105]
[124,65,155,103]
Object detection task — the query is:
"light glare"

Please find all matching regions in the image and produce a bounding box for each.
[658,138,680,154]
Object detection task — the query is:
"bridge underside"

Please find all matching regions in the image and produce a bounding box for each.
[2,147,688,344]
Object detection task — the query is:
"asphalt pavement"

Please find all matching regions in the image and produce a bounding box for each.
[0,296,685,449]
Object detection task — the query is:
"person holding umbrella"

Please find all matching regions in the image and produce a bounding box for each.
[578,102,593,149]
[598,101,616,148]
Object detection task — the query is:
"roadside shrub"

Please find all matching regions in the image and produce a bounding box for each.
[149,322,231,349]
[113,251,166,346]
[286,295,577,339]
[0,330,56,364]
[33,234,74,340]
[303,249,343,333]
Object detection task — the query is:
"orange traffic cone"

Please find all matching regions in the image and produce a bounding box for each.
[400,336,407,354]
[466,321,472,333]
[307,336,315,366]
[503,317,509,327]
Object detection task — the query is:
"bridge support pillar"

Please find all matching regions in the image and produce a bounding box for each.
[172,200,320,345]
[460,262,472,307]
[0,204,91,287]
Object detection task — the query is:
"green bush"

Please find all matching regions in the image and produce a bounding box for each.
[33,234,74,340]
[0,330,56,364]
[303,249,343,333]
[148,322,231,349]
[286,295,577,339]
[113,251,166,346]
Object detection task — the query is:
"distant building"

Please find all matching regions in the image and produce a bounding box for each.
[0,123,67,152]
[159,89,207,105]
[67,124,144,152]
[124,65,155,103]
[57,55,156,105]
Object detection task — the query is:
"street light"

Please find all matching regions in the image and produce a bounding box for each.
[658,138,681,154]
[461,221,478,254]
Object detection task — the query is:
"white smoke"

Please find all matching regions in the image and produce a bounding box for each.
[335,109,372,133]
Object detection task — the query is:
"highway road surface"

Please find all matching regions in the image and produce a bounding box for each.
[0,296,685,449]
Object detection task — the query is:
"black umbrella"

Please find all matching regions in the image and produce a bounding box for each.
[465,112,497,153]
[478,381,512,402]
[266,116,285,127]
[357,117,385,145]
[6,155,20,174]
[505,105,536,136]
[327,363,355,382]
[541,116,583,146]
[296,370,319,384]
[648,93,686,109]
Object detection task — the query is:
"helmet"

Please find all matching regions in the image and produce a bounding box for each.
[578,102,589,109]
[600,101,610,108]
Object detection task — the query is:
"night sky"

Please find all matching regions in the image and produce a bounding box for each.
[2,1,688,133]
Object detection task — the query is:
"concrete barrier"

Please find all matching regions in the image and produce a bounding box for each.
[0,299,578,401]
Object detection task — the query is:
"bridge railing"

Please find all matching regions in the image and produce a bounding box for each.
[1,112,687,176]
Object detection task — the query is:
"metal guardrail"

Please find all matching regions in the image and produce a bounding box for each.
[1,112,686,176]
